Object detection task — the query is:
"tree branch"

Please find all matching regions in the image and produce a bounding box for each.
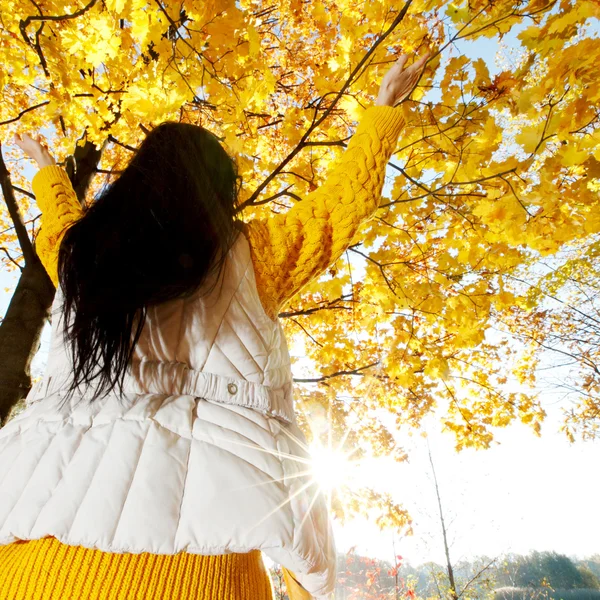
[0,143,36,265]
[294,361,379,383]
[238,0,415,211]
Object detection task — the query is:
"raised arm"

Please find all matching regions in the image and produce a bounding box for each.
[31,166,85,287]
[244,51,431,321]
[245,51,431,318]
[13,133,84,287]
[243,106,405,320]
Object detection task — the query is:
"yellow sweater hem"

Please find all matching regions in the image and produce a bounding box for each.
[0,536,274,600]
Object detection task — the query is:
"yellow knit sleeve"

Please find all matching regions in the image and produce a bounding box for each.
[244,105,405,321]
[282,567,314,600]
[31,165,85,287]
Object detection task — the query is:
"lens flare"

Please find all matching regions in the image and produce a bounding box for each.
[309,443,354,492]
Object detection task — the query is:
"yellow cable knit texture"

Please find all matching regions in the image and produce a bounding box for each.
[243,105,405,319]
[30,105,404,320]
[9,105,405,599]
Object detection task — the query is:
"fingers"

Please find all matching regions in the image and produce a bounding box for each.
[13,132,30,144]
[414,51,432,69]
[395,54,409,70]
[12,132,41,146]
[390,49,431,78]
[405,51,431,75]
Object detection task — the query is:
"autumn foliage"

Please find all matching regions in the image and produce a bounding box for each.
[1,0,600,528]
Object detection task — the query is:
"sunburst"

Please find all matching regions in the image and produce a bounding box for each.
[200,411,370,538]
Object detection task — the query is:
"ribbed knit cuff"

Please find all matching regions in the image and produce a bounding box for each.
[358,105,406,143]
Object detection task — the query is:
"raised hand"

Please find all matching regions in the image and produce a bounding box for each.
[13,132,56,168]
[375,50,431,107]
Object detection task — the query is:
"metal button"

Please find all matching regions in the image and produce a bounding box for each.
[227,383,238,395]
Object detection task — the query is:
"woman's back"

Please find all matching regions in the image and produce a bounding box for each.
[1,48,428,594]
[0,225,337,596]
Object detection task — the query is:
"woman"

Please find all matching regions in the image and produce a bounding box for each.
[0,51,429,599]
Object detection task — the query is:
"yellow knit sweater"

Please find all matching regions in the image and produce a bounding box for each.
[0,105,404,599]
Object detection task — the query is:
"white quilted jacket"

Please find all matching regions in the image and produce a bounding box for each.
[0,230,336,599]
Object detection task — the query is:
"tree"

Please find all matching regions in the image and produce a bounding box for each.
[428,442,458,600]
[422,442,499,600]
[336,546,419,599]
[576,566,600,591]
[499,239,600,442]
[581,557,600,582]
[496,552,598,591]
[1,0,600,524]
[329,551,600,600]
[0,137,101,423]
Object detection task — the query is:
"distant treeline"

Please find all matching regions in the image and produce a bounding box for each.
[330,550,600,600]
[495,588,600,600]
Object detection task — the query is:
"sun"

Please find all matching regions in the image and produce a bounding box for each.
[308,443,355,492]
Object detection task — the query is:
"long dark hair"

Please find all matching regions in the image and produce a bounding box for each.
[57,121,243,404]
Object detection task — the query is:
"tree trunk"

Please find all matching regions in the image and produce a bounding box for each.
[427,441,459,600]
[0,259,54,424]
[0,138,102,425]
